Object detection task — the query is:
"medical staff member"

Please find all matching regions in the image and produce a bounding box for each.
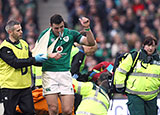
[114,34,160,115]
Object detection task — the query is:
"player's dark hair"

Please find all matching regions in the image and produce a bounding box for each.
[50,14,64,25]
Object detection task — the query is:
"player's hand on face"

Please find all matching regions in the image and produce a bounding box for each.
[48,52,62,60]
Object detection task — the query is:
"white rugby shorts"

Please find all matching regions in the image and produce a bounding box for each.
[42,71,74,96]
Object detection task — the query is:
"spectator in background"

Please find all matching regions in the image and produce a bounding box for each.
[94,41,109,63]
[0,0,39,44]
[125,32,140,50]
[25,35,35,50]
[111,33,124,58]
[124,7,136,33]
[64,0,160,64]
[8,6,23,23]
[132,0,145,16]
[0,31,6,41]
[132,40,142,51]
[0,15,5,32]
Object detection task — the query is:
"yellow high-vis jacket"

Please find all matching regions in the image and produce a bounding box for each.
[72,78,110,115]
[114,49,160,101]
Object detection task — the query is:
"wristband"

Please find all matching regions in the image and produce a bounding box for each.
[85,28,91,31]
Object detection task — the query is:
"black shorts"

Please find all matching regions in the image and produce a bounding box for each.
[1,88,35,115]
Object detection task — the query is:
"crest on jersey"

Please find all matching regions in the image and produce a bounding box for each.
[63,36,69,42]
[56,46,63,53]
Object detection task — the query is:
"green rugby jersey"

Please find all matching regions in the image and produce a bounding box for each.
[37,28,83,71]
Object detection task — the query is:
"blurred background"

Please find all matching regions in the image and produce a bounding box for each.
[1,0,160,73]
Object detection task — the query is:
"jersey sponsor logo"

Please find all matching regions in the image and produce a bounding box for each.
[63,36,69,42]
[56,46,63,53]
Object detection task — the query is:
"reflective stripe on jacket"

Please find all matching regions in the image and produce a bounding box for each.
[32,66,42,86]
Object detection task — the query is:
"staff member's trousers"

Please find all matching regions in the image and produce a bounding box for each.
[127,94,158,115]
[1,88,35,115]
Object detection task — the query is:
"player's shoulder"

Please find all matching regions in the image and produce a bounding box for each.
[64,28,79,35]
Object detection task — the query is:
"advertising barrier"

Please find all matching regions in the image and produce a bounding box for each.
[108,99,160,115]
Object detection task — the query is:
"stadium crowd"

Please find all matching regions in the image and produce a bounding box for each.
[1,0,160,72]
[0,0,38,50]
[64,0,160,72]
